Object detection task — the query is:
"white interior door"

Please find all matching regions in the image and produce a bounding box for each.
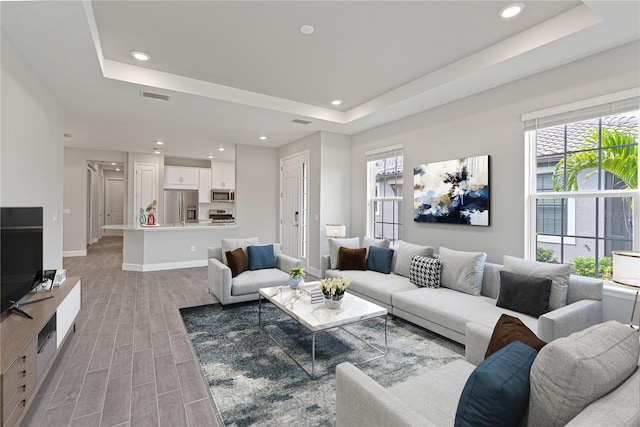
[135,163,158,224]
[280,152,308,262]
[104,178,125,236]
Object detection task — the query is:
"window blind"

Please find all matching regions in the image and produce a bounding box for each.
[522,89,639,131]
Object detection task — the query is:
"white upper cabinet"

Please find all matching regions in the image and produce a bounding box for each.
[164,166,198,189]
[198,168,212,203]
[211,162,235,189]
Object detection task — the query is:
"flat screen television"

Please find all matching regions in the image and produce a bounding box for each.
[1,207,43,314]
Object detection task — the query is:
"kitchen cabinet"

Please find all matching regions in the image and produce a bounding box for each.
[198,168,212,203]
[165,166,198,189]
[211,162,235,189]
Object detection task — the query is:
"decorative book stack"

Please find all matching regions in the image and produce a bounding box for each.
[298,282,323,304]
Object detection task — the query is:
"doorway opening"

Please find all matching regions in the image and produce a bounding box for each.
[280,151,309,266]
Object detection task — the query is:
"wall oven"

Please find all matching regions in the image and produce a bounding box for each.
[211,189,235,203]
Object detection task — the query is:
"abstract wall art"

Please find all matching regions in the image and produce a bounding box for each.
[413,155,490,226]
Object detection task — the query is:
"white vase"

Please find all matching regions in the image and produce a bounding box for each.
[324,294,344,309]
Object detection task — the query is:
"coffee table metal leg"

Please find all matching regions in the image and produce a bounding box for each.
[385,315,388,354]
[258,294,262,327]
[312,332,316,378]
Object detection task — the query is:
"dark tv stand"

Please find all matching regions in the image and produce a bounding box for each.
[7,295,55,319]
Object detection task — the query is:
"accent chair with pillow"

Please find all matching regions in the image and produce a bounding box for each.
[336,320,640,427]
[208,238,302,305]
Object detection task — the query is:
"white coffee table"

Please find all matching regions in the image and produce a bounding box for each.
[258,284,388,378]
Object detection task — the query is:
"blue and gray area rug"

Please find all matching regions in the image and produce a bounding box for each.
[180,302,463,426]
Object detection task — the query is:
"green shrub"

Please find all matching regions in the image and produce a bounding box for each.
[570,256,612,280]
[536,247,558,263]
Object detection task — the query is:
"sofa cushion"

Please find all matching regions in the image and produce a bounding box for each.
[247,244,276,270]
[326,269,416,306]
[392,288,538,337]
[485,314,547,358]
[393,241,434,278]
[455,341,536,427]
[338,247,367,270]
[528,321,640,427]
[362,237,390,258]
[503,255,571,311]
[409,255,441,288]
[328,237,360,269]
[496,271,552,318]
[366,246,394,274]
[439,247,487,296]
[226,247,249,278]
[221,237,259,265]
[231,268,290,296]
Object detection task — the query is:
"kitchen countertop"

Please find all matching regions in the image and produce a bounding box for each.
[103,223,240,231]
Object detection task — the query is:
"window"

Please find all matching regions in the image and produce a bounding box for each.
[366,145,403,247]
[523,91,639,279]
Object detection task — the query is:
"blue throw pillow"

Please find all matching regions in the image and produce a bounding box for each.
[247,244,276,270]
[366,245,394,274]
[455,341,536,427]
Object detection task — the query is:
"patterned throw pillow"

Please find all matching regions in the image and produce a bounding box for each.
[409,255,441,288]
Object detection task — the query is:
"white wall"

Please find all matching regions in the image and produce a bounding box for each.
[64,148,127,255]
[235,145,278,244]
[350,40,640,264]
[1,32,64,269]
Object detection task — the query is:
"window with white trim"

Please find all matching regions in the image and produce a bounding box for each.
[523,91,639,279]
[366,145,403,247]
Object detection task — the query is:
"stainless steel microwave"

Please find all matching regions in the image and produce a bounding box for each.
[211,189,235,202]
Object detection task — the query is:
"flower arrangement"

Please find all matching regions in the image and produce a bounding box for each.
[289,267,305,279]
[319,276,351,299]
[146,200,157,214]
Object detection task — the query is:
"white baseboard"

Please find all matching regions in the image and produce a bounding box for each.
[306,266,321,278]
[63,250,87,257]
[122,259,207,272]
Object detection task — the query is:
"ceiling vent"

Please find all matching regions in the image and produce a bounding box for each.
[140,91,170,101]
[292,118,312,125]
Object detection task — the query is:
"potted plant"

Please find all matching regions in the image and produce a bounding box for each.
[288,267,305,289]
[319,276,351,309]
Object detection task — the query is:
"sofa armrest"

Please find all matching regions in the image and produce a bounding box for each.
[537,299,603,342]
[275,253,302,273]
[320,255,331,278]
[464,322,493,366]
[208,258,232,305]
[336,363,435,427]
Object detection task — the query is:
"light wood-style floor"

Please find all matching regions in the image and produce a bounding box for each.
[22,236,224,426]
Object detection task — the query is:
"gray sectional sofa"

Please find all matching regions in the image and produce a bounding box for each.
[336,320,640,426]
[321,243,603,344]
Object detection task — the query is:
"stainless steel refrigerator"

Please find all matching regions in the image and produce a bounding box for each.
[163,190,198,225]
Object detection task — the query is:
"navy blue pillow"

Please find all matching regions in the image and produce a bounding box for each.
[247,244,276,270]
[455,341,537,427]
[366,246,394,274]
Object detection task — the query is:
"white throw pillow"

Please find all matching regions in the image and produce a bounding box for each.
[221,237,259,265]
[362,237,390,258]
[503,255,572,311]
[393,241,434,278]
[439,247,487,296]
[328,237,360,269]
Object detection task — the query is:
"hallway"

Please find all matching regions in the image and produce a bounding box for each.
[22,236,223,426]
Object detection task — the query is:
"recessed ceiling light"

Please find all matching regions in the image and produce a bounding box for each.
[331,99,342,106]
[218,147,225,152]
[111,162,116,165]
[259,136,267,140]
[156,140,164,145]
[208,155,214,159]
[499,3,524,19]
[299,24,314,35]
[130,50,151,61]
[115,168,120,171]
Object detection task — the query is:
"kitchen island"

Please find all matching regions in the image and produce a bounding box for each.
[103,223,240,271]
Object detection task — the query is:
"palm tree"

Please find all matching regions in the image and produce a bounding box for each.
[552,128,637,191]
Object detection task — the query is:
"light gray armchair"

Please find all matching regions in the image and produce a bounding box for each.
[207,244,302,305]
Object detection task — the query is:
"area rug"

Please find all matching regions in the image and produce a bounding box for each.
[180,301,464,427]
